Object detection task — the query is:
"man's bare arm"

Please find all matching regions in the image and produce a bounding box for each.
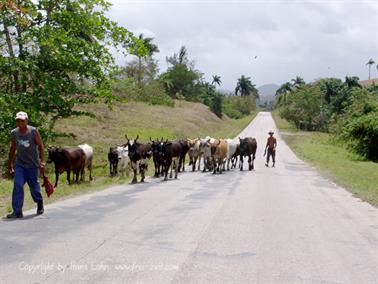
[7,139,16,174]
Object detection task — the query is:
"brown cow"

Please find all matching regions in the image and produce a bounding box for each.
[210,139,228,174]
[187,138,201,171]
[47,146,86,187]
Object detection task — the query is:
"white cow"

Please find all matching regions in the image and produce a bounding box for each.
[199,136,215,172]
[226,139,239,171]
[78,144,93,181]
[117,145,131,176]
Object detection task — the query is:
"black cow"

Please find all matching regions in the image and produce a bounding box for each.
[238,137,257,171]
[150,138,164,177]
[47,146,86,187]
[178,139,189,172]
[160,140,182,181]
[108,147,119,177]
[125,135,152,183]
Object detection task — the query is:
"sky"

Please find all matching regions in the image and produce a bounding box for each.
[107,0,378,90]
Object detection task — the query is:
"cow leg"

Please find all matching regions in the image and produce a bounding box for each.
[89,163,92,181]
[174,160,179,179]
[67,170,71,184]
[131,169,137,184]
[169,162,173,179]
[163,164,168,181]
[80,168,85,182]
[240,155,244,171]
[55,170,59,187]
[154,160,158,177]
[248,155,252,171]
[76,170,80,184]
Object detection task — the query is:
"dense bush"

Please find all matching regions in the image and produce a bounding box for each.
[276,77,378,161]
[223,96,255,119]
[341,89,378,161]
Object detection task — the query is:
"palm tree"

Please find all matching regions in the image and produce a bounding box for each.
[212,75,222,87]
[344,76,361,89]
[132,34,159,86]
[366,58,375,80]
[235,75,258,97]
[275,82,293,105]
[291,76,305,88]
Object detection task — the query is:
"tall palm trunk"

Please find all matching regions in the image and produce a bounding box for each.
[138,56,142,86]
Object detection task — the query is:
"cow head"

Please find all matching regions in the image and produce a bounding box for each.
[125,135,141,162]
[161,141,172,159]
[239,137,249,154]
[151,138,164,155]
[47,146,64,163]
[116,145,128,160]
[199,138,211,154]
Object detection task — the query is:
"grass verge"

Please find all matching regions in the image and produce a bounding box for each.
[272,110,378,207]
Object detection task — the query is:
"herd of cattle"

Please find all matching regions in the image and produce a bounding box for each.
[46,135,257,186]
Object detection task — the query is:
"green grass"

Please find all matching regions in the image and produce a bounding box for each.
[0,100,257,216]
[272,110,378,207]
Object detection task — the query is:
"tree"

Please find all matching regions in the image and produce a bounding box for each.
[291,76,306,88]
[344,76,361,89]
[275,82,293,106]
[160,46,202,100]
[0,0,142,149]
[212,75,222,87]
[235,75,258,97]
[366,58,375,80]
[130,34,159,86]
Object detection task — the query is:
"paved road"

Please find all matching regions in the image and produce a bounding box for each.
[1,112,377,284]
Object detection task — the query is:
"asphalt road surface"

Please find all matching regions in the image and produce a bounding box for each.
[1,112,377,284]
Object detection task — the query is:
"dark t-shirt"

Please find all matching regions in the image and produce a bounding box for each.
[11,125,39,168]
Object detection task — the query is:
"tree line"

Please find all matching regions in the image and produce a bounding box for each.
[275,76,378,161]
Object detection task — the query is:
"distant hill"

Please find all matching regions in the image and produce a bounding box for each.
[257,84,279,108]
[258,84,279,97]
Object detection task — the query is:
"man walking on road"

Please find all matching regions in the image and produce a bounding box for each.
[265,131,277,167]
[6,111,45,218]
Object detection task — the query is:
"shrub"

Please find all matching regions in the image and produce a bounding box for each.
[223,96,255,119]
[341,88,378,161]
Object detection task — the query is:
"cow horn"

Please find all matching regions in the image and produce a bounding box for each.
[149,137,153,142]
[135,135,139,141]
[125,134,129,140]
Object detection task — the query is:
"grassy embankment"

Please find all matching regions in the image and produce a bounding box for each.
[0,100,257,216]
[272,110,378,207]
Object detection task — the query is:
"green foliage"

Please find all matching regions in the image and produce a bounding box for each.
[280,84,324,131]
[111,77,173,107]
[235,75,259,97]
[160,46,203,101]
[340,88,378,161]
[0,0,141,162]
[141,80,174,107]
[223,96,256,119]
